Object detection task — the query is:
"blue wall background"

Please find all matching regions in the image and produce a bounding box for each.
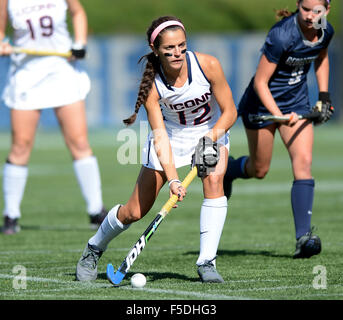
[0,34,340,129]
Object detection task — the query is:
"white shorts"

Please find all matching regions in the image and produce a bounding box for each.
[141,124,230,171]
[2,56,90,110]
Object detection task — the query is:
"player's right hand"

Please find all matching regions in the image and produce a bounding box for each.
[0,42,13,55]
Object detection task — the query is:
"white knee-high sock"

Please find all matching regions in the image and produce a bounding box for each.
[88,204,130,251]
[196,196,228,266]
[73,156,103,215]
[2,162,28,219]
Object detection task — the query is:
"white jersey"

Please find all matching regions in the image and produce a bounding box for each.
[2,0,90,110]
[142,51,230,170]
[156,51,219,130]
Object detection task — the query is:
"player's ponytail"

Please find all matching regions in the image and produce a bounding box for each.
[275,8,295,19]
[123,53,159,125]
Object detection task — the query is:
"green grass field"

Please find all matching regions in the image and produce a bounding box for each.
[0,123,342,301]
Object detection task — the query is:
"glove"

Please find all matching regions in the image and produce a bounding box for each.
[71,42,86,59]
[192,136,220,178]
[312,92,334,125]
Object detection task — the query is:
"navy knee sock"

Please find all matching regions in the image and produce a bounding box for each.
[291,179,315,240]
[225,156,249,180]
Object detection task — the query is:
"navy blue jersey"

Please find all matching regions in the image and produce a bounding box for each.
[239,13,334,129]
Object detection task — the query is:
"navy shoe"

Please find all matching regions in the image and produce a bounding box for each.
[293,228,321,259]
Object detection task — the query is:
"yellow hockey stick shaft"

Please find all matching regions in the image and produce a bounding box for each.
[160,166,198,217]
[12,47,72,58]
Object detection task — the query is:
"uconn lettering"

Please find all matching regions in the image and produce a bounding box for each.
[167,90,212,111]
[14,3,56,17]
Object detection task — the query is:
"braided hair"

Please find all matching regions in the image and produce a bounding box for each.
[123,16,185,125]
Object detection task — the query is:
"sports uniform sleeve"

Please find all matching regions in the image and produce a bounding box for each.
[261,26,286,64]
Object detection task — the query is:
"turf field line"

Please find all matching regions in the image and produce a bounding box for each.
[229,279,281,283]
[1,273,342,300]
[187,180,343,194]
[120,286,255,300]
[0,273,255,300]
[2,284,256,300]
[276,292,343,299]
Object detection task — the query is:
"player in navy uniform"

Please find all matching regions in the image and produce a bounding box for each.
[76,16,237,283]
[223,0,334,258]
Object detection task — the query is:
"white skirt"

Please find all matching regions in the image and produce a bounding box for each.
[141,122,230,171]
[2,56,90,110]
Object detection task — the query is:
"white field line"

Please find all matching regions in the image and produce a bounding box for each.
[0,273,252,300]
[0,161,342,176]
[187,180,343,194]
[0,247,131,255]
[276,292,343,299]
[3,240,343,256]
[120,286,254,300]
[0,161,341,193]
[1,273,342,300]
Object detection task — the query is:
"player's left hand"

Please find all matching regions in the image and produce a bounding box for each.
[71,42,86,59]
[312,92,335,125]
[285,111,299,127]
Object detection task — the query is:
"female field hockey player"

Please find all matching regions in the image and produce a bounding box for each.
[223,0,334,258]
[0,0,107,234]
[76,16,237,283]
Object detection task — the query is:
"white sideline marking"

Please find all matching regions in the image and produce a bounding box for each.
[120,286,253,300]
[0,247,132,255]
[187,180,343,194]
[0,273,251,300]
[1,273,341,300]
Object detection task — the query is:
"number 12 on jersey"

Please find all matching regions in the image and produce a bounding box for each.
[177,103,212,125]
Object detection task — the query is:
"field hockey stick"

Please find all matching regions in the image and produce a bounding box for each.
[249,111,321,124]
[106,165,198,285]
[12,47,72,58]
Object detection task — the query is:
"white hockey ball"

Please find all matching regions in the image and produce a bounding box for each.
[131,273,146,288]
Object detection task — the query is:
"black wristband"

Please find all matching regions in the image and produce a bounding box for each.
[319,92,331,103]
[71,42,86,59]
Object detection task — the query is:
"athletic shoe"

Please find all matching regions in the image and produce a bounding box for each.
[89,207,108,229]
[223,156,235,200]
[197,259,224,283]
[76,243,103,281]
[2,216,20,235]
[293,228,322,259]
